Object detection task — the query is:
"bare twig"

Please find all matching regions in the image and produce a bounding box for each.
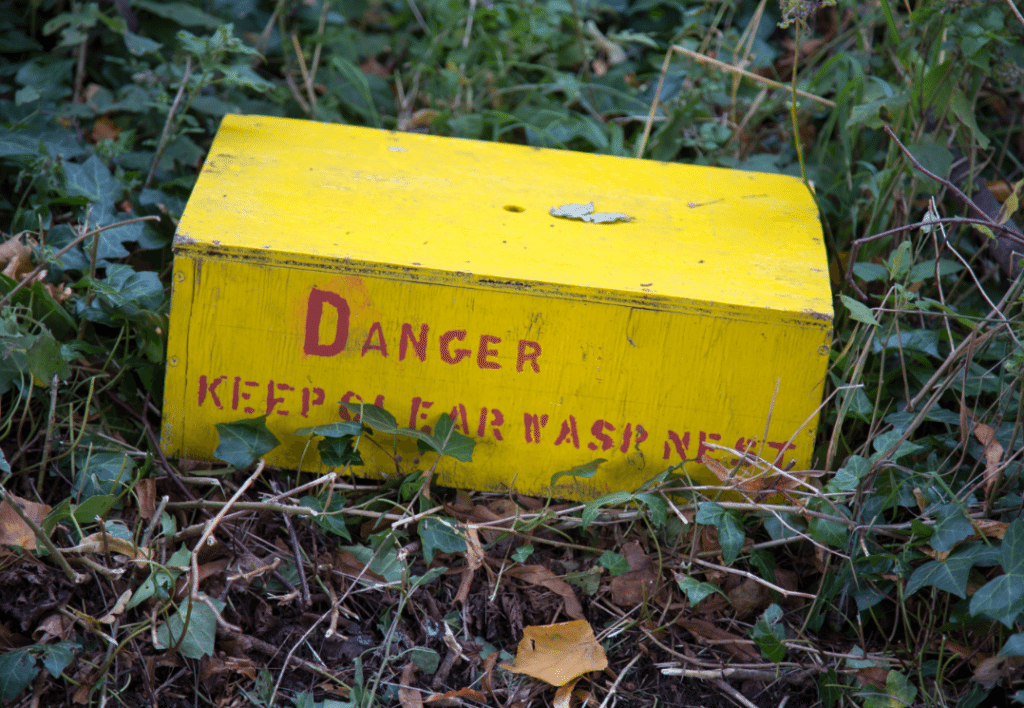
[273,480,311,607]
[842,217,1024,299]
[596,654,642,708]
[0,216,159,309]
[673,45,834,107]
[173,461,265,653]
[290,32,316,114]
[145,56,192,189]
[1005,0,1024,29]
[37,374,60,490]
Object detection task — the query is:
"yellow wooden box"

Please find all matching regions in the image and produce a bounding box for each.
[162,114,832,499]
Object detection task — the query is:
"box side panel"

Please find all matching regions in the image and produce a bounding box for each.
[161,256,197,456]
[163,256,830,498]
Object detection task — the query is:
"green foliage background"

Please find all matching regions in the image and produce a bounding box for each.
[1,0,1024,706]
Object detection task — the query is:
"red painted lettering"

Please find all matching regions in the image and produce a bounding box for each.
[304,288,349,356]
[447,403,470,434]
[477,407,505,440]
[490,409,505,441]
[730,437,757,467]
[440,330,470,364]
[516,340,541,373]
[697,431,722,460]
[301,387,325,417]
[619,423,648,453]
[232,377,259,414]
[399,323,429,362]
[588,419,616,451]
[477,334,501,370]
[410,397,434,432]
[766,440,797,464]
[524,413,549,443]
[267,380,292,416]
[554,415,580,449]
[663,430,690,460]
[198,375,226,409]
[361,321,388,357]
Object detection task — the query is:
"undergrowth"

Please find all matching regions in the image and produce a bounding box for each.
[1,1,1023,707]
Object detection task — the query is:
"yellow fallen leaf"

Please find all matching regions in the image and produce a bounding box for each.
[501,619,607,687]
[0,494,51,550]
[554,679,577,708]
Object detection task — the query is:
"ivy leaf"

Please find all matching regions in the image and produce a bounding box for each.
[695,502,745,565]
[931,503,974,552]
[214,415,280,468]
[999,633,1024,657]
[806,500,849,548]
[906,552,974,599]
[63,154,145,261]
[633,492,667,528]
[153,595,223,659]
[840,294,880,326]
[340,401,398,433]
[426,413,475,462]
[299,494,351,541]
[418,517,465,564]
[0,649,38,701]
[550,458,606,487]
[752,604,786,662]
[294,421,363,438]
[26,329,71,383]
[674,572,726,606]
[582,491,633,530]
[317,436,363,468]
[969,520,1024,628]
[826,455,869,493]
[598,551,630,576]
[39,641,77,678]
[409,647,440,673]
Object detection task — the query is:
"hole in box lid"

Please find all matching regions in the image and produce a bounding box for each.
[504,205,525,213]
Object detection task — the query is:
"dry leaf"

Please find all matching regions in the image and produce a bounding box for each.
[972,422,1004,496]
[970,519,1008,540]
[0,238,33,279]
[676,618,761,662]
[506,565,584,619]
[464,525,484,571]
[856,666,888,689]
[33,613,74,643]
[609,542,659,606]
[700,453,818,500]
[199,655,258,683]
[455,525,485,605]
[554,679,577,708]
[334,549,387,584]
[0,494,51,550]
[67,531,150,569]
[98,589,133,623]
[91,115,121,142]
[972,654,1024,689]
[501,620,608,686]
[398,108,441,132]
[136,478,157,520]
[727,578,771,619]
[424,687,487,703]
[398,663,423,708]
[481,652,498,702]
